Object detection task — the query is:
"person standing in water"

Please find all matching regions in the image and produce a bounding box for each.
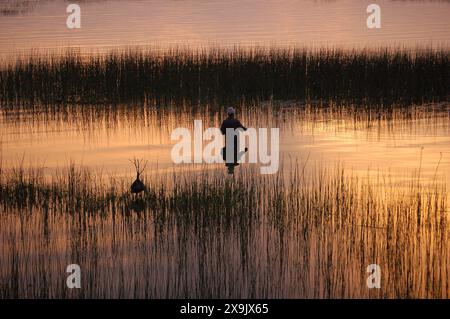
[220,107,247,174]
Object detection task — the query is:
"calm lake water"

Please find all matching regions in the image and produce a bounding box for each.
[1,0,450,58]
[1,104,449,187]
[1,1,449,181]
[1,103,449,298]
[0,0,449,299]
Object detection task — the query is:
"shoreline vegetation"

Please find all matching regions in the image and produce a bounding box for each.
[0,47,448,107]
[0,45,448,298]
[0,162,448,298]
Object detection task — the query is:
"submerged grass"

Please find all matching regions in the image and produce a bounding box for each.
[0,47,448,106]
[0,162,448,298]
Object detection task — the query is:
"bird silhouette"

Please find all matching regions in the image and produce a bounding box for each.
[130,157,147,196]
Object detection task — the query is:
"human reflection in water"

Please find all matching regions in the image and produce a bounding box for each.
[220,107,248,174]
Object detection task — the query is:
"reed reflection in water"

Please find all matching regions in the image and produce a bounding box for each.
[0,104,448,298]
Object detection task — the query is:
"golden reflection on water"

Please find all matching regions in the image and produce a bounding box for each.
[1,104,449,187]
[0,103,448,298]
[0,0,449,300]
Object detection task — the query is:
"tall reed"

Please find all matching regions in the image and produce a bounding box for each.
[0,47,448,106]
[0,162,447,298]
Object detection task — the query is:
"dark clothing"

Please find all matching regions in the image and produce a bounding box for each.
[220,117,247,135]
[220,117,247,164]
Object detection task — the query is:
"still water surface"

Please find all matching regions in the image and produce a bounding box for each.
[1,0,449,58]
[1,104,449,186]
[1,104,449,298]
[0,0,449,299]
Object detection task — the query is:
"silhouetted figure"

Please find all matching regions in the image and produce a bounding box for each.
[130,158,147,196]
[220,107,247,174]
[130,198,146,213]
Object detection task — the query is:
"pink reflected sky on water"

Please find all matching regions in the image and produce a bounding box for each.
[0,0,449,57]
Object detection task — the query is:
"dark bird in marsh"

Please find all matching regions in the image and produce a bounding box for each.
[130,158,147,196]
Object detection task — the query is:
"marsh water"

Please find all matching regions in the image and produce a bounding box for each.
[1,0,450,58]
[0,0,449,299]
[1,103,449,298]
[1,104,450,186]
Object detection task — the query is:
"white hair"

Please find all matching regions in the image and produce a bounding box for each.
[226,107,235,115]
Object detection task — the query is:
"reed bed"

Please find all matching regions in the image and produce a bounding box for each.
[0,47,448,107]
[0,162,447,298]
[1,101,447,137]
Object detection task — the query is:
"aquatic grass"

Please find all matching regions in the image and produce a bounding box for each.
[1,101,449,145]
[0,162,447,298]
[0,47,448,107]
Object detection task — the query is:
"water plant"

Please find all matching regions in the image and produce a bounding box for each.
[0,161,447,298]
[0,47,448,107]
